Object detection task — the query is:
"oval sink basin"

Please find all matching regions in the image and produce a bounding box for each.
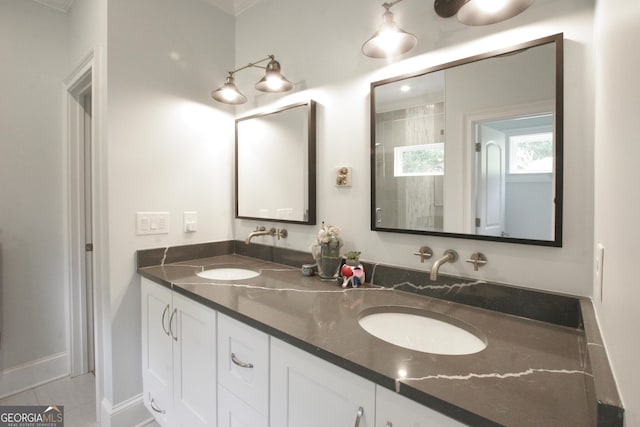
[197,267,260,281]
[358,307,486,355]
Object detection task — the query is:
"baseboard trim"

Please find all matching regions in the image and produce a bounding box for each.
[0,352,69,399]
[100,393,151,427]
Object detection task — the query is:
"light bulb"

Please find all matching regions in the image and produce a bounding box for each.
[265,76,284,91]
[376,28,404,54]
[474,0,508,13]
[221,87,239,101]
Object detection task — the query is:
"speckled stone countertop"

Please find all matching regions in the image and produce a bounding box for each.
[137,245,623,427]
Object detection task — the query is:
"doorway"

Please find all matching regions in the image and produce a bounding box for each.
[66,63,95,377]
[471,112,554,240]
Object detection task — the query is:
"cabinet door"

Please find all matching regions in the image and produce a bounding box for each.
[217,313,269,416]
[218,385,268,427]
[141,279,173,426]
[270,338,375,427]
[376,386,466,427]
[172,292,217,427]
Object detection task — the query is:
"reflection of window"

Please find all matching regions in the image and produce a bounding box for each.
[394,143,444,177]
[508,132,553,174]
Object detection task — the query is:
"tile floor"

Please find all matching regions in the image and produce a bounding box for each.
[0,374,159,427]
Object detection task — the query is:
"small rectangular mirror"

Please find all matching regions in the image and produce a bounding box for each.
[371,34,563,246]
[236,100,316,224]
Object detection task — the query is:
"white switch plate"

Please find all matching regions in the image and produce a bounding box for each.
[136,212,170,235]
[595,243,605,301]
[183,211,197,233]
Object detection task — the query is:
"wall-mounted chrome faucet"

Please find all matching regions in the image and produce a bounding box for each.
[245,226,288,245]
[413,246,433,263]
[465,252,488,271]
[430,249,458,281]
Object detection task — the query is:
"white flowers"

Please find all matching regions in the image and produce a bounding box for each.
[315,222,342,246]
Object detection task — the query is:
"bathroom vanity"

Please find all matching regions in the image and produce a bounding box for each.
[137,242,622,427]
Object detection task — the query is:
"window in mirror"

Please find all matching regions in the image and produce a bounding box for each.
[394,143,445,177]
[508,131,553,174]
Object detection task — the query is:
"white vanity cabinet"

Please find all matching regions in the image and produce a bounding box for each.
[217,313,269,427]
[270,338,376,427]
[142,278,465,427]
[141,279,173,426]
[375,385,466,427]
[141,278,217,427]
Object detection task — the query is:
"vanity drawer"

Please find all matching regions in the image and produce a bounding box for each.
[217,312,269,415]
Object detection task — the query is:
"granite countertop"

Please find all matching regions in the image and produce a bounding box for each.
[138,252,604,426]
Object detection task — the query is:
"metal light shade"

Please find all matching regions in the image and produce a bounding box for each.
[362,10,417,58]
[456,0,534,25]
[211,75,247,104]
[254,59,295,93]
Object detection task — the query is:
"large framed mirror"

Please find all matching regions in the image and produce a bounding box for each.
[236,100,316,224]
[371,34,563,246]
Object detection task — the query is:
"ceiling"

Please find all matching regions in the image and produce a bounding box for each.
[32,0,261,16]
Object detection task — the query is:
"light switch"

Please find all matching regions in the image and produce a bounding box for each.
[183,211,197,233]
[136,212,170,235]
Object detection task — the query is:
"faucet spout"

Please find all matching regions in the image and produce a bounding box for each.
[430,249,458,281]
[245,226,271,244]
[245,227,288,244]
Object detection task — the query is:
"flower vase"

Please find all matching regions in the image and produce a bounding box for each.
[318,240,342,279]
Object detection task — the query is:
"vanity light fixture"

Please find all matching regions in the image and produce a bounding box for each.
[361,0,417,58]
[434,0,534,25]
[211,54,295,105]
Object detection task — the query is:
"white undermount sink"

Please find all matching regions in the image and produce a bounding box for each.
[358,307,487,355]
[196,266,261,281]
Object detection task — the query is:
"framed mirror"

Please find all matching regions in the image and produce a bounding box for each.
[236,100,316,224]
[371,34,563,246]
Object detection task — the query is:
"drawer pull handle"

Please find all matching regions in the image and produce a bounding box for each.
[386,422,393,427]
[169,308,178,342]
[161,304,170,336]
[150,398,166,414]
[231,352,254,369]
[354,406,364,427]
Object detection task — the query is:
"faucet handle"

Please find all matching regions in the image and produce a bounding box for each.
[277,228,288,240]
[465,252,487,271]
[413,246,433,263]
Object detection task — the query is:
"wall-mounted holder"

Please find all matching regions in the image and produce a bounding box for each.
[465,252,488,271]
[336,166,352,187]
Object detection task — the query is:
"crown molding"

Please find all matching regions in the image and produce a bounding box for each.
[32,0,75,13]
[205,0,262,16]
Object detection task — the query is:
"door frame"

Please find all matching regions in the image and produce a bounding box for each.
[63,50,106,422]
[64,52,94,378]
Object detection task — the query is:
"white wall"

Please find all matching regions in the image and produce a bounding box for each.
[0,0,69,394]
[106,0,235,412]
[234,0,596,297]
[594,0,640,424]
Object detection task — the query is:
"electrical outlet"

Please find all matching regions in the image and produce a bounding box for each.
[183,211,197,233]
[595,243,605,301]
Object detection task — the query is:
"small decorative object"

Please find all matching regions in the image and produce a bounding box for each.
[310,222,344,279]
[339,263,366,288]
[344,251,361,266]
[336,166,352,187]
[301,264,316,276]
